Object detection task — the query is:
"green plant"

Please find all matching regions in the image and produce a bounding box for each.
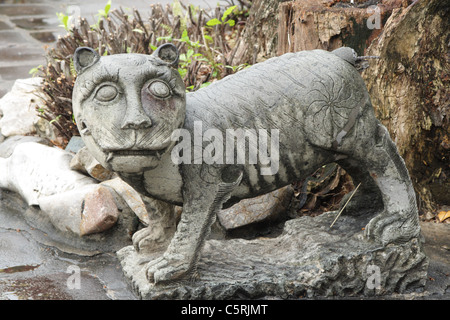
[56,11,72,32]
[93,0,112,28]
[206,5,237,27]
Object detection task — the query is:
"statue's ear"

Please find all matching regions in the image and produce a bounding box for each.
[152,43,179,68]
[74,47,100,74]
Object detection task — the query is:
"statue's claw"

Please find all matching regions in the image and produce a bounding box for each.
[145,254,191,284]
[365,211,420,245]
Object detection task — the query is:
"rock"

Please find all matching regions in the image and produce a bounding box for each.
[217,185,294,230]
[35,117,59,141]
[70,146,116,182]
[118,211,429,299]
[0,140,120,237]
[79,185,120,236]
[65,136,85,154]
[0,135,52,158]
[0,141,96,206]
[101,177,177,253]
[38,184,99,236]
[0,77,43,137]
[101,177,150,226]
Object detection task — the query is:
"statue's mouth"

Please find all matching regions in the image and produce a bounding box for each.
[106,148,167,162]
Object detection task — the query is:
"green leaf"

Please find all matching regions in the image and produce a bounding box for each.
[104,0,112,15]
[222,5,237,21]
[204,35,213,42]
[179,53,187,62]
[150,44,158,51]
[181,28,189,42]
[29,65,42,76]
[225,19,235,27]
[49,115,62,124]
[56,12,70,31]
[172,0,183,17]
[156,36,172,42]
[200,82,212,89]
[178,68,187,78]
[206,18,222,26]
[132,28,144,34]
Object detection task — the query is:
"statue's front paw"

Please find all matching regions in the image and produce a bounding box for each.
[145,254,194,284]
[364,211,420,245]
[132,226,171,254]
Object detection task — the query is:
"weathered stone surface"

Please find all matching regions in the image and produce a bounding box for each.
[79,185,120,236]
[65,136,86,154]
[0,77,43,137]
[70,146,116,182]
[0,141,95,206]
[0,135,52,158]
[0,139,131,239]
[118,211,429,299]
[217,185,294,230]
[101,177,151,226]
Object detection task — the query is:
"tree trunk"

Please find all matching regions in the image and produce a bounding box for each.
[277,0,403,55]
[231,0,290,65]
[361,0,450,212]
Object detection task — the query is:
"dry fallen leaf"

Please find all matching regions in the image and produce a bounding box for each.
[437,211,450,222]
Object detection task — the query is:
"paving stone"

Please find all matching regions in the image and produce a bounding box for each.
[0,5,56,17]
[11,16,59,30]
[0,21,12,30]
[0,65,42,81]
[0,45,45,63]
[29,30,59,43]
[0,30,30,44]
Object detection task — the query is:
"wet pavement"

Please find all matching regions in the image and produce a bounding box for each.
[0,190,137,299]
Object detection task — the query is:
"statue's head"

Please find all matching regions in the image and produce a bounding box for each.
[72,44,186,173]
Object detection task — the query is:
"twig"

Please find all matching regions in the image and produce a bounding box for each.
[329,182,361,229]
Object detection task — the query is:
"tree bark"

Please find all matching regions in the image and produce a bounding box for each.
[231,0,290,65]
[277,0,402,55]
[361,0,450,211]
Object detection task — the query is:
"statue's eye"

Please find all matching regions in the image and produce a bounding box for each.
[147,80,171,99]
[95,85,118,102]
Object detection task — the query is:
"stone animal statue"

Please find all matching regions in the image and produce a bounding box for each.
[72,44,420,284]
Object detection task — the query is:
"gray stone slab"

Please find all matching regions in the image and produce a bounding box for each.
[0,30,30,44]
[0,65,41,81]
[11,17,59,30]
[0,45,45,63]
[65,135,86,154]
[29,30,58,43]
[0,21,12,30]
[0,5,56,17]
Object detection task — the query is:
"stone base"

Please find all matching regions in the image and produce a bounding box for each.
[117,211,429,299]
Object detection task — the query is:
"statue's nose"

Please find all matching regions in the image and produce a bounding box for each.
[121,105,153,130]
[121,117,152,130]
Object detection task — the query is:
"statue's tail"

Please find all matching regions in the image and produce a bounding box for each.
[332,47,379,71]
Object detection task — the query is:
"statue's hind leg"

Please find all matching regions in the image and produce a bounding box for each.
[336,158,383,216]
[352,124,420,245]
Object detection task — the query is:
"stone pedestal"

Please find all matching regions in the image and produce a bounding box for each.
[117,211,428,299]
